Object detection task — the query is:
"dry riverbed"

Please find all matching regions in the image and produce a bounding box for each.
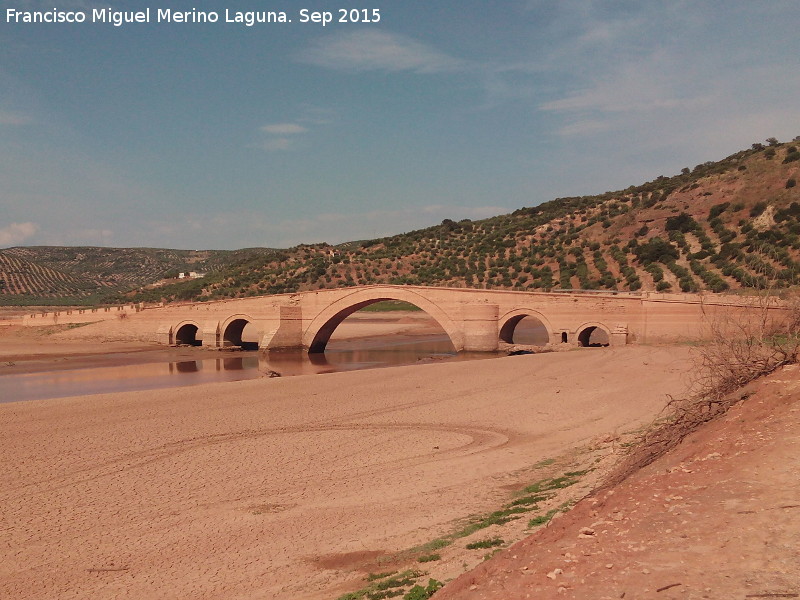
[0,312,693,600]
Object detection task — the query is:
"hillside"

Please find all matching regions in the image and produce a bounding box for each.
[0,246,277,305]
[3,137,799,306]
[118,138,799,304]
[435,363,800,599]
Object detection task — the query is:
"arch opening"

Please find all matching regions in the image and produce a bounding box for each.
[175,324,201,347]
[578,326,610,347]
[223,318,259,351]
[499,314,550,345]
[309,298,455,355]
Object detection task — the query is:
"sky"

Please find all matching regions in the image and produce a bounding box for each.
[1,0,799,250]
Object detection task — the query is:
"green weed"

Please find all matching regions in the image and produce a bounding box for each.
[507,493,549,508]
[403,579,443,600]
[465,537,504,550]
[417,554,440,563]
[528,509,559,527]
[337,570,427,600]
[519,470,590,495]
[483,549,503,561]
[366,572,397,582]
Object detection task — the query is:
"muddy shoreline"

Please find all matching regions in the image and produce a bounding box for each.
[0,311,447,376]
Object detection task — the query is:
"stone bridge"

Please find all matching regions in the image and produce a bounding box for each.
[118,285,769,352]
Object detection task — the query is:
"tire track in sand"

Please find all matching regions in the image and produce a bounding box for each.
[2,423,510,500]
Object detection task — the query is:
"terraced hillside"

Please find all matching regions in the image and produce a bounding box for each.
[119,138,800,304]
[0,247,276,305]
[0,253,94,301]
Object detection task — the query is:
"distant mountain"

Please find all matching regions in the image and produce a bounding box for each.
[3,137,799,306]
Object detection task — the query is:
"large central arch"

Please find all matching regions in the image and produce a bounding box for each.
[303,288,462,353]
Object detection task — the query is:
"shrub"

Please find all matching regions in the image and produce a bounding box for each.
[783,151,800,164]
[709,202,730,220]
[787,178,797,189]
[656,280,672,291]
[634,237,680,264]
[750,202,768,218]
[665,212,699,233]
[644,262,664,282]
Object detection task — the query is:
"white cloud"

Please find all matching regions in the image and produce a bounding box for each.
[256,109,333,152]
[260,123,308,135]
[541,85,711,114]
[0,222,39,247]
[257,123,306,151]
[539,46,714,117]
[298,30,463,74]
[541,55,800,155]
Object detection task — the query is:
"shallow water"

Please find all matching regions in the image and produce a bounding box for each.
[0,335,498,403]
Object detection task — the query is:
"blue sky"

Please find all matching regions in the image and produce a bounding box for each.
[1,0,799,250]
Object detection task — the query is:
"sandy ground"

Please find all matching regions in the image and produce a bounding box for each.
[437,364,800,599]
[0,317,694,599]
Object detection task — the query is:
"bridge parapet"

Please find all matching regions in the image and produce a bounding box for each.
[22,303,142,326]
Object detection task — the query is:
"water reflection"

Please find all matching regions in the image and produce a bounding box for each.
[0,335,498,403]
[172,361,200,373]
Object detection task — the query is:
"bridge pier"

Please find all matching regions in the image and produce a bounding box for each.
[610,325,628,346]
[156,324,172,346]
[201,321,221,348]
[259,306,304,350]
[461,304,500,352]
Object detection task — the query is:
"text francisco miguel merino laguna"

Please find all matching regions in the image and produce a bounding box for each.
[4,7,333,27]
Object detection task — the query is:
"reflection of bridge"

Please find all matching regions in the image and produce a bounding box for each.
[121,285,765,353]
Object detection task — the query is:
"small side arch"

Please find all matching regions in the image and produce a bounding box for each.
[219,313,260,349]
[575,321,611,347]
[498,308,554,345]
[303,288,462,353]
[172,320,203,346]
